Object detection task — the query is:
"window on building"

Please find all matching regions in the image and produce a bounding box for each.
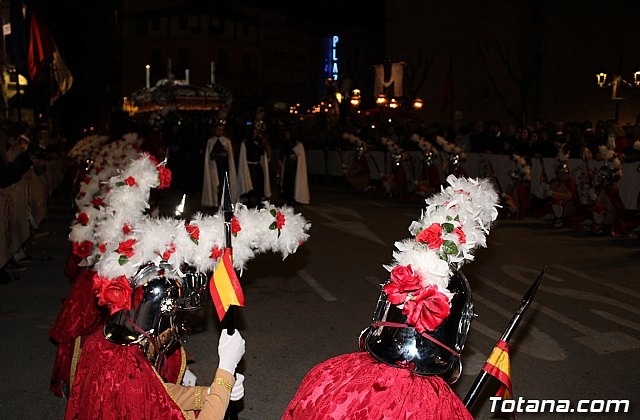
[241,53,252,77]
[209,16,222,35]
[135,17,148,37]
[218,49,229,75]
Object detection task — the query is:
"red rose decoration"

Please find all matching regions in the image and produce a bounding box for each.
[231,216,241,235]
[210,246,223,260]
[383,264,422,305]
[161,243,176,261]
[91,197,104,207]
[185,223,200,243]
[76,212,90,226]
[72,240,94,258]
[124,176,136,186]
[454,227,466,244]
[93,275,133,315]
[98,243,107,253]
[122,224,132,235]
[157,166,172,189]
[275,211,286,229]
[117,238,137,258]
[402,285,451,333]
[416,223,443,250]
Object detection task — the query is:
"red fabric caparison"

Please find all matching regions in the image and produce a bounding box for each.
[282,351,474,420]
[65,328,186,420]
[50,268,104,397]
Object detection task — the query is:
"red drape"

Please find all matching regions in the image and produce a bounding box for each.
[282,352,474,420]
[50,268,104,397]
[65,329,186,420]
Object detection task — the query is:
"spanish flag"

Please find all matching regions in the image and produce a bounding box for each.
[482,339,513,400]
[209,248,245,321]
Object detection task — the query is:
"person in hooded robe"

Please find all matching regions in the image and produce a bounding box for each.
[202,123,239,209]
[237,124,271,208]
[278,129,310,206]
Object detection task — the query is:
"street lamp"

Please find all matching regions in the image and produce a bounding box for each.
[595,67,640,121]
[350,89,361,109]
[412,98,424,111]
[376,93,388,107]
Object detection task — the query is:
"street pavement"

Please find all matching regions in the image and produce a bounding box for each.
[1,175,639,420]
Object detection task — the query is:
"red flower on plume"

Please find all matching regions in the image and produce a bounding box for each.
[402,285,451,333]
[210,246,223,261]
[117,238,137,258]
[124,176,136,186]
[416,223,443,250]
[77,191,86,198]
[231,216,241,236]
[185,223,200,244]
[147,154,159,165]
[122,224,132,235]
[76,212,90,226]
[383,265,422,305]
[81,175,91,184]
[91,197,104,207]
[72,240,94,258]
[454,227,466,244]
[275,211,286,229]
[157,166,172,189]
[93,275,133,315]
[98,243,107,253]
[161,243,176,261]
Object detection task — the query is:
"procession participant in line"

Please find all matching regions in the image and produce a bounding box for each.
[410,132,441,198]
[283,175,500,420]
[278,128,310,206]
[57,141,310,419]
[51,142,177,398]
[237,123,271,208]
[542,159,580,229]
[202,122,239,209]
[589,163,631,237]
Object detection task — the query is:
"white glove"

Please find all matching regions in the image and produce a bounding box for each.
[230,373,245,401]
[218,330,245,374]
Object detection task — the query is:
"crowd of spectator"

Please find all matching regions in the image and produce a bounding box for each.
[0,117,69,284]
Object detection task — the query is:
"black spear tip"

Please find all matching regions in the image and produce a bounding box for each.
[221,171,233,220]
[520,268,545,308]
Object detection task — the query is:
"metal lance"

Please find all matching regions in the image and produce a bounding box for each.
[463,268,545,409]
[221,172,239,420]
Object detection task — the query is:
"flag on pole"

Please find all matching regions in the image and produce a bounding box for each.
[481,339,513,399]
[49,44,73,103]
[27,1,56,81]
[209,248,245,321]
